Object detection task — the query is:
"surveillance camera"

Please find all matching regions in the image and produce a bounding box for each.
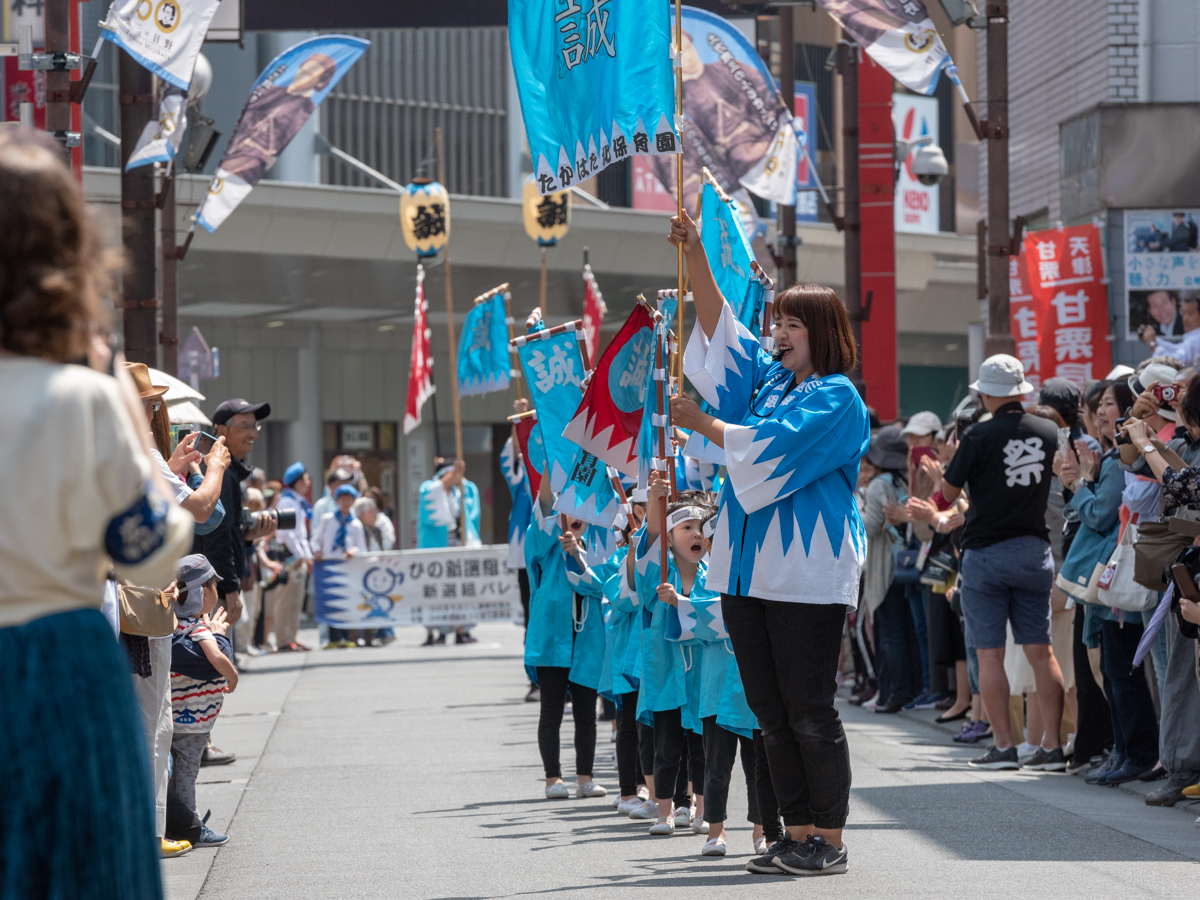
[912,144,949,186]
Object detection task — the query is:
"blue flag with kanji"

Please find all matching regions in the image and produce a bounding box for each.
[457,295,512,397]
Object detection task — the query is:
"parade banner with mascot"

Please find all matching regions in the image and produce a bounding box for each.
[509,0,680,195]
[315,547,523,629]
[194,34,369,232]
[100,0,221,89]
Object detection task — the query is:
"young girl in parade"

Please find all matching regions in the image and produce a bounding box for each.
[634,471,712,835]
[525,477,615,800]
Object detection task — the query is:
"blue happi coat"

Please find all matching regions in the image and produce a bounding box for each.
[682,304,871,605]
[599,540,644,701]
[524,503,615,690]
[675,592,757,737]
[634,531,712,731]
[417,477,482,548]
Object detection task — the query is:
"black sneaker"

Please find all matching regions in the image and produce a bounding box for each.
[968,746,1020,769]
[1085,751,1121,784]
[1024,747,1067,772]
[746,838,800,874]
[774,835,849,876]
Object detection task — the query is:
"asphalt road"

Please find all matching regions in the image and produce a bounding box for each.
[167,622,1199,900]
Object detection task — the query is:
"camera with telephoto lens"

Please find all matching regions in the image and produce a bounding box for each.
[239,508,297,531]
[1153,383,1178,405]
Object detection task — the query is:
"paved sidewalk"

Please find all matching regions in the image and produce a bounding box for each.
[167,623,1200,899]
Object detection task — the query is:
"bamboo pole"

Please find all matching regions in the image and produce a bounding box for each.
[539,246,548,311]
[436,126,467,543]
[673,0,686,384]
[654,319,669,583]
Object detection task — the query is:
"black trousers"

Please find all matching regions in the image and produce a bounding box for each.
[875,581,922,705]
[536,666,597,779]
[1100,619,1159,767]
[616,691,644,796]
[754,730,784,842]
[519,569,530,638]
[724,595,851,830]
[1072,605,1113,762]
[701,717,760,824]
[637,714,702,806]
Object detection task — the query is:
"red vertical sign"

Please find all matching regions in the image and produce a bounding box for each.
[1012,224,1110,393]
[858,56,897,420]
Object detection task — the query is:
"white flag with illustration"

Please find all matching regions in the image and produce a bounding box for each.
[100,0,222,90]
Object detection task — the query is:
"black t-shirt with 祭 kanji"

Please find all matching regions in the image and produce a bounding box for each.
[943,402,1059,551]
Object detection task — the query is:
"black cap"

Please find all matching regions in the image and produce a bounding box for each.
[866,425,909,471]
[212,398,271,426]
[1038,378,1081,427]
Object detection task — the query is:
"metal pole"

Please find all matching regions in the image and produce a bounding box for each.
[43,0,70,157]
[119,49,157,366]
[436,126,467,541]
[984,5,1014,357]
[777,7,797,292]
[161,170,179,375]
[838,38,864,391]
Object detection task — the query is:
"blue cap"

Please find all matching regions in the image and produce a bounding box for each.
[335,484,359,500]
[283,461,306,486]
[174,554,217,616]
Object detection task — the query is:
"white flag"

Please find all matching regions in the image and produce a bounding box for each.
[126,84,188,170]
[100,0,221,91]
[738,118,801,207]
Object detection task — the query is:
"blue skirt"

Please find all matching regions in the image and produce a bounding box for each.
[1,608,163,900]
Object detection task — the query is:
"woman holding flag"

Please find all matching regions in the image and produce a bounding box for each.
[667,211,870,877]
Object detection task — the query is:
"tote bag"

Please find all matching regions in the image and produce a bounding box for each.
[1097,522,1157,613]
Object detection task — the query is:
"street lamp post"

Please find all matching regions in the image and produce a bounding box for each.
[983,4,1015,358]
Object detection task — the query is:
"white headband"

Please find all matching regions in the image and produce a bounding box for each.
[666,506,706,532]
[702,517,716,539]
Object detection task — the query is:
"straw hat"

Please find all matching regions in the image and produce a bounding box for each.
[124,362,169,400]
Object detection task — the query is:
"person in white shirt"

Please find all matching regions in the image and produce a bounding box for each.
[312,467,354,527]
[312,485,368,559]
[270,462,315,652]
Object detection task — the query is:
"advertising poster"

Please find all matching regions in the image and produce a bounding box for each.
[893,92,939,234]
[1124,209,1200,339]
[794,81,819,223]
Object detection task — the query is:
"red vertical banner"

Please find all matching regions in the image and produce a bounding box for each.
[1008,249,1039,393]
[1021,224,1110,392]
[858,55,897,420]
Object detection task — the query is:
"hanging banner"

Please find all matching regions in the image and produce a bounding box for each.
[100,0,222,90]
[699,181,761,332]
[509,0,680,196]
[194,34,369,233]
[1123,209,1200,339]
[126,83,188,170]
[813,0,952,96]
[582,265,607,364]
[1011,224,1111,392]
[515,414,545,497]
[314,547,522,629]
[644,6,779,229]
[893,92,939,234]
[457,294,512,397]
[512,323,589,490]
[793,81,820,223]
[403,266,435,435]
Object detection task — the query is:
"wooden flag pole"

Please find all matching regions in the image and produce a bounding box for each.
[673,0,686,385]
[654,320,669,583]
[539,246,548,311]
[502,287,526,469]
[436,126,467,544]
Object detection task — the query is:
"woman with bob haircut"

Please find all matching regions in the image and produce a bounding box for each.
[0,129,192,897]
[668,210,870,878]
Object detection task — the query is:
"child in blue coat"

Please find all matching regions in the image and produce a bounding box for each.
[525,477,616,801]
[634,471,715,835]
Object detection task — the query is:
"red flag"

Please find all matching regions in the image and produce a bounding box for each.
[1008,248,1039,393]
[563,302,655,478]
[515,415,542,497]
[1013,224,1110,393]
[582,264,607,363]
[403,265,435,435]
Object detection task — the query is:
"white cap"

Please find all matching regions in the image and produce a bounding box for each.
[1106,364,1136,381]
[971,354,1034,398]
[901,411,943,437]
[1131,363,1181,421]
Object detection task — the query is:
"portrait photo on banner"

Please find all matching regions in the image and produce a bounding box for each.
[1124,208,1200,339]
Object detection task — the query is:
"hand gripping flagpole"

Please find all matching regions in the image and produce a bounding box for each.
[673,0,686,386]
[436,126,467,543]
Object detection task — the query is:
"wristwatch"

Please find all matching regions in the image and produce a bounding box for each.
[1143,444,1157,455]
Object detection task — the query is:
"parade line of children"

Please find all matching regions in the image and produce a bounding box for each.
[519,439,790,868]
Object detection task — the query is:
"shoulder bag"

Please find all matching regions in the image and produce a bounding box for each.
[117,581,177,637]
[1097,522,1158,612]
[1132,519,1193,591]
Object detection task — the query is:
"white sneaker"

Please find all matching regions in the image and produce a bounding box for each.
[611,795,620,808]
[754,836,769,855]
[545,782,570,800]
[1063,733,1076,759]
[617,796,643,815]
[576,781,607,798]
[610,728,618,743]
[862,694,880,712]
[637,786,649,800]
[649,816,675,835]
[691,816,710,834]
[628,800,658,820]
[673,806,692,827]
[1016,742,1040,765]
[701,837,727,856]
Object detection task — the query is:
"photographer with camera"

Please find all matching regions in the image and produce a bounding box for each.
[193,399,278,665]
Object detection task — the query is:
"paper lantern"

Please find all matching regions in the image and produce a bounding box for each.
[400,178,450,257]
[523,175,571,246]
